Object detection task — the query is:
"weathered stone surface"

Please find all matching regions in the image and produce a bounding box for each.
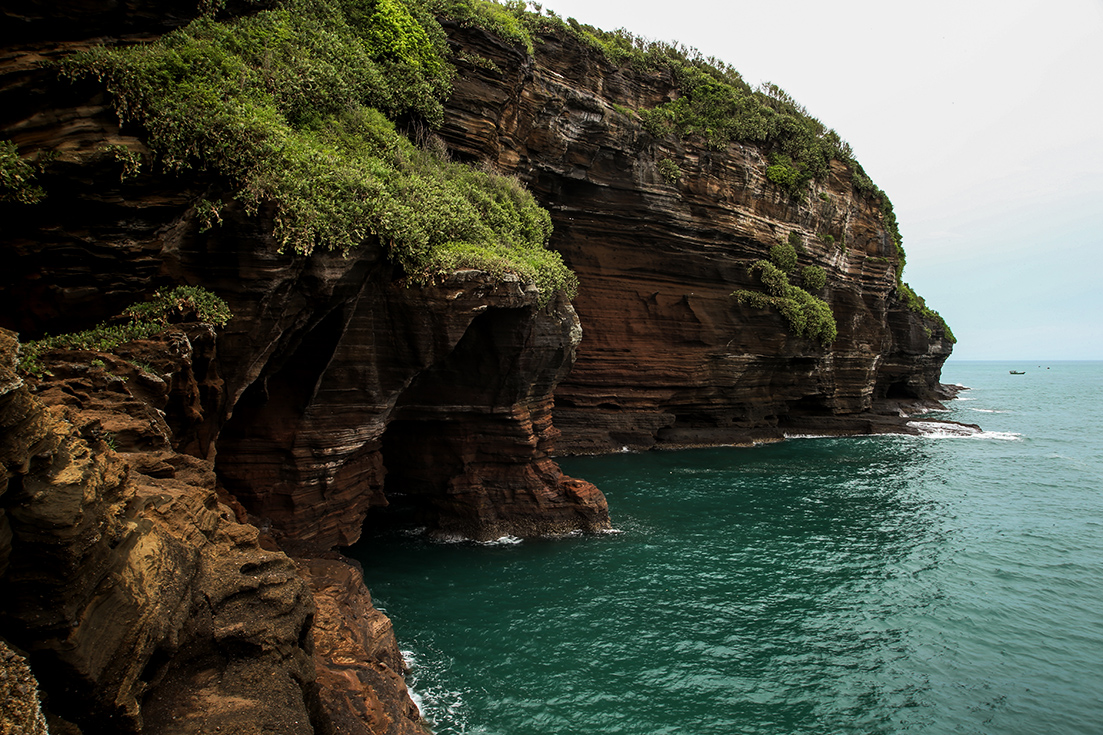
[0,27,610,548]
[0,329,321,734]
[436,22,954,452]
[1,7,958,734]
[296,556,426,735]
[0,640,50,735]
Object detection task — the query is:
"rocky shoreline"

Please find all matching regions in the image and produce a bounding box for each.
[2,3,955,732]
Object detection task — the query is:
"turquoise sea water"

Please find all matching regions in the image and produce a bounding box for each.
[351,361,1103,734]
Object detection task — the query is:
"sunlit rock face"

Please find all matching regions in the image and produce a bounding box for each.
[437,22,953,452]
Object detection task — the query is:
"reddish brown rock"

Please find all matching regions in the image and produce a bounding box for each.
[296,556,426,735]
[436,22,954,452]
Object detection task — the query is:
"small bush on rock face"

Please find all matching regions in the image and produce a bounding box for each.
[788,230,805,254]
[731,261,837,345]
[657,158,681,184]
[769,241,798,272]
[800,265,826,291]
[0,140,46,203]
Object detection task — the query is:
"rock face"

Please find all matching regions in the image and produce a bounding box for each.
[0,327,427,734]
[436,22,954,452]
[1,5,954,734]
[0,31,609,548]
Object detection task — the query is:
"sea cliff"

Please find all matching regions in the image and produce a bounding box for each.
[1,1,952,732]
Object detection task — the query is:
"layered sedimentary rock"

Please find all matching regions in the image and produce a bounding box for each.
[1,5,955,733]
[0,28,609,548]
[437,22,954,452]
[0,327,426,734]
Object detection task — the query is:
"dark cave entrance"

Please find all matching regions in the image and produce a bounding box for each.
[215,307,349,511]
[885,381,916,400]
[365,305,537,536]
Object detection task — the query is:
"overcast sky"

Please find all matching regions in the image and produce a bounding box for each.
[538,0,1103,360]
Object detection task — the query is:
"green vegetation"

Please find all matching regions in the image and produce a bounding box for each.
[897,282,955,343]
[799,265,826,291]
[19,286,232,376]
[59,0,574,303]
[1,140,47,203]
[768,240,797,272]
[732,261,837,345]
[427,0,535,53]
[429,1,909,277]
[657,158,681,185]
[101,143,143,181]
[787,230,805,255]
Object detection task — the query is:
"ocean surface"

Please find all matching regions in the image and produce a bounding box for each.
[350,361,1103,734]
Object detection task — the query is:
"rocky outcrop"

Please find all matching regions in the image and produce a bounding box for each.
[0,30,609,547]
[0,640,49,735]
[0,327,430,734]
[297,556,424,735]
[437,22,954,452]
[1,5,955,734]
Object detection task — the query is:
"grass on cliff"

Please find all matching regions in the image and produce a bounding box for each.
[58,0,575,303]
[18,286,233,376]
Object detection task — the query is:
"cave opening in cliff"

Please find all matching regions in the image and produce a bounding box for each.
[366,306,536,536]
[885,381,916,399]
[215,307,349,512]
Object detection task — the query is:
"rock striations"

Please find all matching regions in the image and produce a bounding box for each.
[1,3,952,733]
[436,21,954,452]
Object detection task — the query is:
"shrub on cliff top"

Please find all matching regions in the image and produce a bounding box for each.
[58,0,575,303]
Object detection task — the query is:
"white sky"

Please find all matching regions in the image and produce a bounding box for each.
[537,0,1103,359]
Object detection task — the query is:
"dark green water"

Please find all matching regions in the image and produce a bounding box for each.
[350,361,1103,734]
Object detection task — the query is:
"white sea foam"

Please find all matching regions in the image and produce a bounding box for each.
[476,535,523,546]
[399,650,424,715]
[907,420,1022,441]
[969,408,1008,413]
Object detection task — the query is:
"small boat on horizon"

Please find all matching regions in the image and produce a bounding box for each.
[1010,370,1025,375]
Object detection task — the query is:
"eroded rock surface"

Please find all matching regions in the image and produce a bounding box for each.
[1,6,956,734]
[0,328,434,734]
[437,22,954,452]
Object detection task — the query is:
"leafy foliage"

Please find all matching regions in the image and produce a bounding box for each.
[58,0,573,303]
[787,230,805,255]
[657,158,681,185]
[799,264,826,291]
[768,240,798,272]
[1,140,47,203]
[897,282,955,343]
[18,287,233,376]
[426,0,535,53]
[732,260,837,345]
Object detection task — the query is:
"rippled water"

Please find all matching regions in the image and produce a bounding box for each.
[351,361,1103,734]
